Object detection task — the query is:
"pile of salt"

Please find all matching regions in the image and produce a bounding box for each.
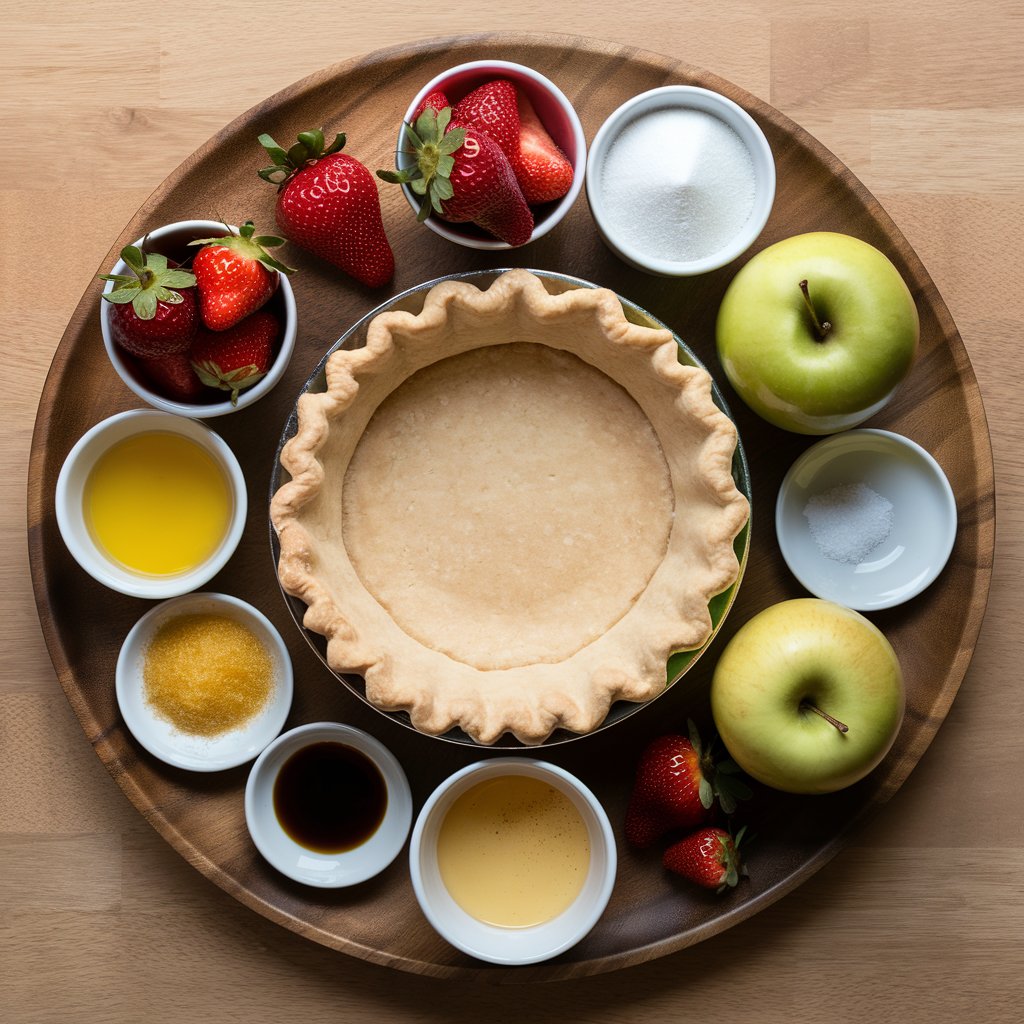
[598,107,756,263]
[803,482,894,565]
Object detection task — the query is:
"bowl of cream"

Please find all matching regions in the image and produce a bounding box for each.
[409,758,616,965]
[586,85,775,276]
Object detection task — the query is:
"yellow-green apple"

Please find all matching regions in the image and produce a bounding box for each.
[716,232,919,434]
[710,599,904,794]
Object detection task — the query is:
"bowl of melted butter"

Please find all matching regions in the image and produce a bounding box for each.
[409,758,616,965]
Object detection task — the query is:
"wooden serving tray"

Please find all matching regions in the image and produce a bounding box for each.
[27,34,994,980]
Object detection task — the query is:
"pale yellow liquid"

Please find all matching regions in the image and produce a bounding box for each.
[83,431,232,576]
[436,775,591,928]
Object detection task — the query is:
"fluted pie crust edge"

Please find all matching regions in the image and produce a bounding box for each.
[271,270,749,744]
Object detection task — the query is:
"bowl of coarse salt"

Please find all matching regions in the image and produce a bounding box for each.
[586,86,775,276]
[775,429,957,611]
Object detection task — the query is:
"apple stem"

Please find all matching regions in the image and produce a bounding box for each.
[802,701,849,734]
[799,280,832,341]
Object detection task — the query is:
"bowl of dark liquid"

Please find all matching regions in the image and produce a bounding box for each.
[244,722,413,887]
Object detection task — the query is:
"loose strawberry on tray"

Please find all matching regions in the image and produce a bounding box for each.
[663,826,748,893]
[189,221,293,331]
[258,129,394,288]
[377,105,534,247]
[100,246,198,358]
[624,719,751,848]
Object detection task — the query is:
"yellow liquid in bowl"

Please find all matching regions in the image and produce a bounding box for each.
[436,775,591,929]
[83,431,232,576]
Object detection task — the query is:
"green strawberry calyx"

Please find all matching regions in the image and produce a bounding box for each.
[714,825,748,893]
[191,357,266,407]
[188,220,295,275]
[99,246,196,320]
[688,718,753,816]
[376,107,466,222]
[258,129,346,190]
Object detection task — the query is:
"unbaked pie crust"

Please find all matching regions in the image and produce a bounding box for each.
[271,270,749,744]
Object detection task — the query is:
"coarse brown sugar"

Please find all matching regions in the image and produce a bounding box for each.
[143,613,273,736]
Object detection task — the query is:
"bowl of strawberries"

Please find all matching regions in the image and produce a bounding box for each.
[99,219,297,417]
[379,61,586,249]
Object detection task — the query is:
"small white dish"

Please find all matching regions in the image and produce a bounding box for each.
[116,592,293,771]
[100,219,297,418]
[55,409,247,599]
[776,428,957,610]
[586,85,775,276]
[245,723,413,888]
[396,60,587,249]
[409,758,616,965]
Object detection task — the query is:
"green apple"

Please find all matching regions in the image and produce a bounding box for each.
[710,598,904,794]
[716,232,919,434]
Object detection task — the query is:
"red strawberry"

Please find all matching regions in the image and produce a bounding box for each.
[452,79,520,162]
[258,129,394,287]
[413,89,451,121]
[663,826,747,893]
[448,80,573,204]
[189,220,293,331]
[624,720,751,848]
[513,91,574,204]
[378,106,534,247]
[100,246,198,357]
[190,310,278,405]
[140,351,207,402]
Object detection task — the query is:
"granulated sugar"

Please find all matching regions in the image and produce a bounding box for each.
[599,107,756,263]
[803,482,894,565]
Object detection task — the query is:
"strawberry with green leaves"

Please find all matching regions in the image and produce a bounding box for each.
[190,310,278,406]
[378,106,534,247]
[189,221,293,331]
[624,719,751,848]
[100,246,198,358]
[258,129,394,288]
[663,826,747,893]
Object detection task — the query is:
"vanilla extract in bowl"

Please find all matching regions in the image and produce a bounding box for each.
[273,741,388,853]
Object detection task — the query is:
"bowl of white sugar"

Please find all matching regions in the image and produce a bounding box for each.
[586,86,775,276]
[775,429,957,611]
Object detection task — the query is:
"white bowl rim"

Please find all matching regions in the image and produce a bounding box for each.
[775,427,958,610]
[585,84,776,276]
[396,60,587,250]
[115,591,294,771]
[54,408,248,598]
[244,721,413,888]
[408,757,617,965]
[100,219,297,419]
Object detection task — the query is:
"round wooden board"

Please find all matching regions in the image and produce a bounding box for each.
[27,34,994,980]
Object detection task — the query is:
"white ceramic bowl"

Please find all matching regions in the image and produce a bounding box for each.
[396,60,587,249]
[586,85,775,276]
[776,429,957,610]
[245,723,413,888]
[100,219,297,418]
[55,409,247,598]
[409,758,616,965]
[116,592,293,771]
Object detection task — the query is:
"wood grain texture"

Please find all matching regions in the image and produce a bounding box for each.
[3,2,1023,1021]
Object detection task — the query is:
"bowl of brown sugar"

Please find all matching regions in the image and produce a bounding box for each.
[116,592,294,771]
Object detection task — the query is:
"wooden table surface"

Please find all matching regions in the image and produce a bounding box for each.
[2,3,1022,1021]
